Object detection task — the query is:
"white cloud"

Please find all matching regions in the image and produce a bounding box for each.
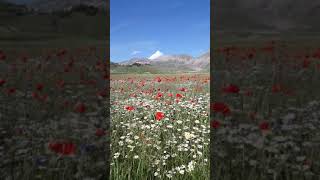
[111,23,131,33]
[149,50,163,60]
[131,51,141,55]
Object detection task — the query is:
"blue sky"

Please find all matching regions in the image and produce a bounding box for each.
[111,0,210,62]
[9,0,210,62]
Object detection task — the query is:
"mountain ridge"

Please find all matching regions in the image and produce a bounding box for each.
[114,51,210,72]
[28,0,107,12]
[213,0,320,33]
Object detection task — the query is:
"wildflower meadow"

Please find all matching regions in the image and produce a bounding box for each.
[212,40,320,180]
[0,47,109,179]
[110,74,210,179]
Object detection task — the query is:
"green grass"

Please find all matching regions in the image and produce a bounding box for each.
[110,73,210,179]
[212,39,320,180]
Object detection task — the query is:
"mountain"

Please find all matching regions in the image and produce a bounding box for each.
[188,52,210,71]
[150,54,193,63]
[0,1,30,16]
[0,0,107,40]
[213,0,320,33]
[116,52,210,72]
[24,0,107,12]
[119,58,150,65]
[149,50,163,60]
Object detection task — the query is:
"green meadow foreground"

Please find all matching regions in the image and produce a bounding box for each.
[110,73,210,179]
[0,3,109,179]
[212,40,320,180]
[111,39,320,180]
[0,45,108,179]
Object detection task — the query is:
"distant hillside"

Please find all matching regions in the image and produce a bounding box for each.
[213,0,320,33]
[189,52,210,71]
[0,1,29,16]
[30,0,107,12]
[0,1,107,42]
[112,51,210,74]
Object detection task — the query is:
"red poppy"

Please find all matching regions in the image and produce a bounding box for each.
[125,106,134,111]
[95,128,106,137]
[97,90,107,98]
[74,103,86,113]
[48,141,76,155]
[0,79,6,86]
[211,120,221,129]
[212,102,230,116]
[156,92,163,99]
[6,88,16,95]
[103,73,109,80]
[155,111,165,121]
[247,52,254,59]
[302,58,311,68]
[155,77,161,82]
[49,142,62,154]
[56,49,67,57]
[36,83,44,91]
[168,93,173,97]
[179,87,187,92]
[259,121,270,131]
[0,51,6,60]
[176,93,183,98]
[222,84,240,94]
[272,84,282,93]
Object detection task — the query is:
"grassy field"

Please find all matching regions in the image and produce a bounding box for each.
[211,39,320,180]
[0,41,109,179]
[2,4,320,178]
[110,73,210,179]
[110,65,208,74]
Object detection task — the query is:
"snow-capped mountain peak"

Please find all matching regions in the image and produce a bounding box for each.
[148,50,163,60]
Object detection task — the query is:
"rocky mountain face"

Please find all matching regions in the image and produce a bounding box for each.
[150,55,193,63]
[189,52,210,71]
[117,52,210,71]
[0,0,107,40]
[119,58,150,65]
[1,0,107,14]
[5,0,107,12]
[213,0,320,32]
[0,1,29,15]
